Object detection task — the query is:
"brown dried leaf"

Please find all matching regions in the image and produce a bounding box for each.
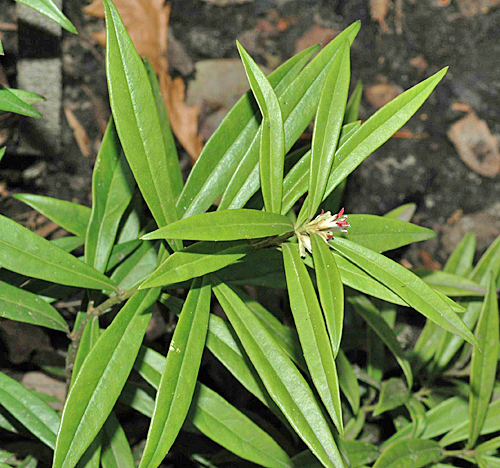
[370,0,391,33]
[64,105,91,158]
[456,0,500,16]
[84,0,203,160]
[365,83,402,110]
[448,112,500,178]
[294,24,338,54]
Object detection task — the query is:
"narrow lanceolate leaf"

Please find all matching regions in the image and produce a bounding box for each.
[0,215,117,292]
[373,439,443,468]
[373,378,410,416]
[177,44,320,219]
[311,235,344,357]
[212,279,346,468]
[133,347,292,468]
[307,40,350,219]
[412,269,485,296]
[15,0,77,33]
[53,289,158,468]
[218,22,361,212]
[86,118,135,272]
[384,203,417,222]
[0,371,60,449]
[348,295,413,389]
[139,278,211,468]
[101,412,135,468]
[140,241,253,289]
[13,194,91,238]
[282,243,343,435]
[103,0,179,247]
[443,232,476,277]
[468,275,499,448]
[330,215,436,253]
[0,86,42,118]
[322,68,448,202]
[344,80,363,124]
[143,59,183,200]
[237,42,285,214]
[188,383,292,468]
[336,348,360,415]
[0,280,68,332]
[142,210,293,241]
[330,237,478,348]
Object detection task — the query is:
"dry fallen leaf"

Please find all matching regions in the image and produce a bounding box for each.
[64,105,91,158]
[84,0,203,161]
[294,24,338,54]
[365,83,402,110]
[448,112,500,178]
[456,0,500,16]
[370,0,390,33]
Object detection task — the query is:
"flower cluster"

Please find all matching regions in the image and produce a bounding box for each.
[296,208,350,257]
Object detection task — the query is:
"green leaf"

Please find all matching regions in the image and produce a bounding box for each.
[476,435,500,454]
[178,44,320,219]
[281,121,360,215]
[13,194,91,238]
[373,439,443,468]
[348,295,413,388]
[439,398,500,446]
[0,146,5,163]
[330,237,478,347]
[0,86,42,118]
[282,243,343,435]
[139,278,211,468]
[343,441,379,467]
[101,412,135,468]
[212,279,346,468]
[331,215,436,253]
[468,275,499,447]
[336,348,360,415]
[322,68,448,201]
[384,203,417,222]
[432,234,500,370]
[443,232,476,277]
[0,280,68,331]
[85,118,135,272]
[140,241,253,289]
[344,80,363,124]
[0,371,60,449]
[218,22,361,212]
[103,0,180,248]
[142,209,293,241]
[373,378,410,416]
[132,348,292,468]
[53,288,158,468]
[0,40,3,56]
[188,383,293,468]
[7,89,45,105]
[412,269,485,296]
[476,455,500,468]
[0,215,117,291]
[306,40,350,219]
[237,42,285,214]
[143,58,183,200]
[14,0,77,33]
[311,235,344,357]
[383,396,469,448]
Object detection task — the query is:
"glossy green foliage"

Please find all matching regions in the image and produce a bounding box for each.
[140,241,252,288]
[373,378,410,416]
[468,275,499,447]
[14,194,91,237]
[14,0,77,33]
[0,280,68,331]
[306,40,350,219]
[282,243,343,434]
[142,209,293,241]
[237,42,285,214]
[103,0,179,248]
[0,86,42,118]
[53,289,158,468]
[212,279,345,468]
[0,372,60,449]
[0,215,117,291]
[344,80,363,124]
[333,214,436,252]
[101,412,135,468]
[85,118,135,273]
[331,237,478,347]
[139,278,211,468]
[373,439,443,467]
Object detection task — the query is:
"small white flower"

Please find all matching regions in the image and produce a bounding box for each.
[295,208,350,257]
